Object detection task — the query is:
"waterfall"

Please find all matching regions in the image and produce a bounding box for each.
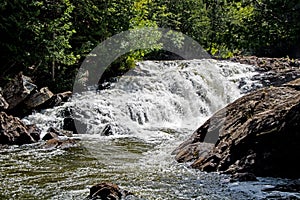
[24,59,258,142]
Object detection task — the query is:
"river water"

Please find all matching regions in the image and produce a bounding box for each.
[1,59,299,199]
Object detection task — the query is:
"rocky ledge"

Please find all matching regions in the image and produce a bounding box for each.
[174,78,300,179]
[231,56,300,89]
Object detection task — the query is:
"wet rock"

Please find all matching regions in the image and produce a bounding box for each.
[174,142,213,163]
[61,130,73,137]
[42,127,64,140]
[230,173,258,182]
[63,117,76,132]
[42,132,59,141]
[101,124,113,136]
[43,138,78,149]
[231,56,300,72]
[27,124,42,142]
[89,182,122,200]
[0,112,40,145]
[87,182,134,200]
[175,78,300,179]
[2,72,36,110]
[41,91,72,108]
[63,117,87,134]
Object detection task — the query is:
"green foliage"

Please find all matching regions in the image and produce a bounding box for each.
[1,0,300,91]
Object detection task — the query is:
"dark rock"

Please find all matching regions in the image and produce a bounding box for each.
[63,117,76,132]
[41,91,72,108]
[230,172,258,182]
[27,124,41,142]
[101,124,113,136]
[1,72,71,116]
[88,182,134,200]
[43,138,78,149]
[23,87,54,109]
[175,78,300,179]
[2,72,37,110]
[42,127,70,140]
[89,182,122,200]
[0,112,40,145]
[63,117,87,134]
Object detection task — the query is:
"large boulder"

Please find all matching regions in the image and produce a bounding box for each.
[0,112,41,145]
[23,87,54,109]
[2,72,36,110]
[41,91,72,108]
[174,78,300,179]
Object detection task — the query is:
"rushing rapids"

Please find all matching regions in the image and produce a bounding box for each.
[1,59,298,199]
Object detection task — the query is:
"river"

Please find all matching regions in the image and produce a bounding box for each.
[1,59,299,199]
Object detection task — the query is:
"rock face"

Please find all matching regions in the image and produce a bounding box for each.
[0,112,40,145]
[174,78,300,179]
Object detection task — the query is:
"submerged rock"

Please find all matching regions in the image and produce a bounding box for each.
[0,112,40,145]
[175,78,300,179]
[43,138,78,149]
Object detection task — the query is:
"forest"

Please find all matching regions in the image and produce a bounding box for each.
[1,0,300,92]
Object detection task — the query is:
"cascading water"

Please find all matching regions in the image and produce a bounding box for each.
[1,59,297,200]
[25,59,257,139]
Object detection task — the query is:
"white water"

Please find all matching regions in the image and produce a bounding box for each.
[25,59,258,140]
[2,59,298,199]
